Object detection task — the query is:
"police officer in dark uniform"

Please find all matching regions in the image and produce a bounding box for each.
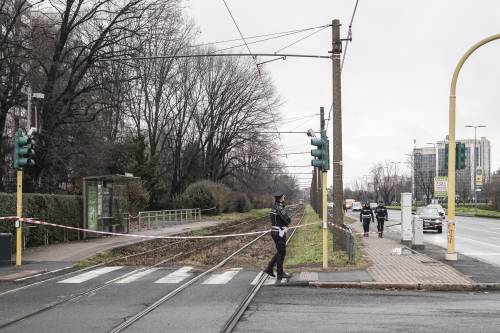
[360,202,374,237]
[375,201,388,238]
[265,191,292,280]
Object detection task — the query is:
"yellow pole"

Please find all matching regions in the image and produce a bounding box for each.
[16,170,23,267]
[322,170,328,268]
[447,34,500,261]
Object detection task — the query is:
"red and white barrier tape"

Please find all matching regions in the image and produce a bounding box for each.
[0,216,18,221]
[0,216,317,240]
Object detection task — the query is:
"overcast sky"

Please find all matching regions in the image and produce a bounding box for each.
[185,0,500,189]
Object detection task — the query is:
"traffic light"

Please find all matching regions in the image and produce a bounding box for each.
[310,129,330,171]
[13,129,35,169]
[456,142,466,170]
[444,142,466,171]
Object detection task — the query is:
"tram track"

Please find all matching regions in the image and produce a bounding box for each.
[0,205,304,331]
[108,205,305,333]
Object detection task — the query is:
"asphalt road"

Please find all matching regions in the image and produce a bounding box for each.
[385,209,500,267]
[0,265,264,333]
[235,286,500,333]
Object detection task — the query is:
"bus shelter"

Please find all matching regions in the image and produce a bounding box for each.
[82,174,139,238]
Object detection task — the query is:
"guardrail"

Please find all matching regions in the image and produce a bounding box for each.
[130,208,202,231]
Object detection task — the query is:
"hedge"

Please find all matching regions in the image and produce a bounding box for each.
[0,193,83,249]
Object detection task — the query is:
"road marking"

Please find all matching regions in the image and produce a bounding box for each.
[58,266,123,284]
[155,266,193,284]
[250,271,264,285]
[14,266,72,282]
[264,277,277,285]
[115,268,161,284]
[202,268,242,285]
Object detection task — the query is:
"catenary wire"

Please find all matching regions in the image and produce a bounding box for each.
[274,25,330,54]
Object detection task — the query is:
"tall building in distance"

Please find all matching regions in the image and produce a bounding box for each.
[413,137,491,202]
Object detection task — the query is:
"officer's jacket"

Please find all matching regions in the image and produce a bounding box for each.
[360,207,374,222]
[270,202,291,228]
[375,206,388,219]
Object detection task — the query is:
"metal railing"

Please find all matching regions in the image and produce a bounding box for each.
[131,208,202,231]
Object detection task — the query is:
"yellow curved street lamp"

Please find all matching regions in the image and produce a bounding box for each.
[446,34,500,261]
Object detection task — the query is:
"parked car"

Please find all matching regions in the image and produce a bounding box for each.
[426,204,446,218]
[345,199,355,209]
[369,202,378,211]
[415,207,443,233]
[352,201,363,212]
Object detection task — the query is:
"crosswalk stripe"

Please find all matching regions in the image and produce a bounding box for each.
[264,277,276,285]
[115,268,161,284]
[155,266,193,284]
[202,268,242,285]
[58,266,123,284]
[250,271,264,285]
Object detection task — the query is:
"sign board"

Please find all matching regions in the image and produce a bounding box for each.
[476,175,483,187]
[434,176,448,198]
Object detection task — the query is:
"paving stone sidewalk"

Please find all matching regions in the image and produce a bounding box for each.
[350,221,473,285]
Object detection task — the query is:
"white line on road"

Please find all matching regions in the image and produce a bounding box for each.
[115,268,161,284]
[202,268,242,285]
[58,266,123,284]
[155,266,193,284]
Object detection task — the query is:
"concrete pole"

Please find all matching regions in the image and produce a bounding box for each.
[447,34,500,261]
[331,19,344,232]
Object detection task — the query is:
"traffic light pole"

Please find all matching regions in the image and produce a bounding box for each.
[16,170,22,266]
[322,170,328,268]
[447,33,500,261]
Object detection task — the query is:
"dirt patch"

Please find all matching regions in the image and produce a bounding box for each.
[107,206,304,270]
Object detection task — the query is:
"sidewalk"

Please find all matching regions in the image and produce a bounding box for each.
[286,220,500,290]
[0,219,224,281]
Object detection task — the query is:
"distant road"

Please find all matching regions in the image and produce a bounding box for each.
[385,209,500,267]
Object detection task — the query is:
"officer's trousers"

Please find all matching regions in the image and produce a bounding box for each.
[266,231,287,276]
[362,220,371,235]
[377,218,385,235]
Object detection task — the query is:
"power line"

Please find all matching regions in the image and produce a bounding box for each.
[341,0,360,71]
[274,25,330,54]
[222,0,253,57]
[103,52,330,62]
[192,24,332,49]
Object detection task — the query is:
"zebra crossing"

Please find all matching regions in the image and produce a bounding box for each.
[57,266,283,286]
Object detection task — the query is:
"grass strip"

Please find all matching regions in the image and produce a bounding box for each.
[286,205,364,267]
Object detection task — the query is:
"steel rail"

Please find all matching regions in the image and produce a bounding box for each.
[220,206,306,333]
[108,206,304,333]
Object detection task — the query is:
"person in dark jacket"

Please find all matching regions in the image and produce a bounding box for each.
[374,201,388,238]
[360,203,374,237]
[265,191,292,280]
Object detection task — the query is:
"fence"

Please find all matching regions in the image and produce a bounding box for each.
[129,208,202,232]
[328,222,356,264]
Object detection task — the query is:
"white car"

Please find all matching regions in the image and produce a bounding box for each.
[352,201,362,212]
[426,204,446,218]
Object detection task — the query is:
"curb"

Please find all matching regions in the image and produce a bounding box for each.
[308,281,500,291]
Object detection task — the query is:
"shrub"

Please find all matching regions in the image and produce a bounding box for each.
[127,181,150,215]
[249,194,273,209]
[0,193,83,249]
[228,192,252,213]
[170,193,193,209]
[183,180,231,214]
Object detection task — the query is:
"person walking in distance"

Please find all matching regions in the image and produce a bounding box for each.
[360,203,374,237]
[265,191,292,280]
[375,201,388,238]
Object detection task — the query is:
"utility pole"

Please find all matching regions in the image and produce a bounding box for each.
[331,19,344,247]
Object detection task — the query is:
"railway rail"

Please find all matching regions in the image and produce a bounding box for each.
[0,204,305,332]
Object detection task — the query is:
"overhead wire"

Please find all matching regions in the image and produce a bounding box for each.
[274,25,330,54]
[327,0,359,130]
[220,0,286,156]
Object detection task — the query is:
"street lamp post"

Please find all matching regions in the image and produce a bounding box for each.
[464,125,486,211]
